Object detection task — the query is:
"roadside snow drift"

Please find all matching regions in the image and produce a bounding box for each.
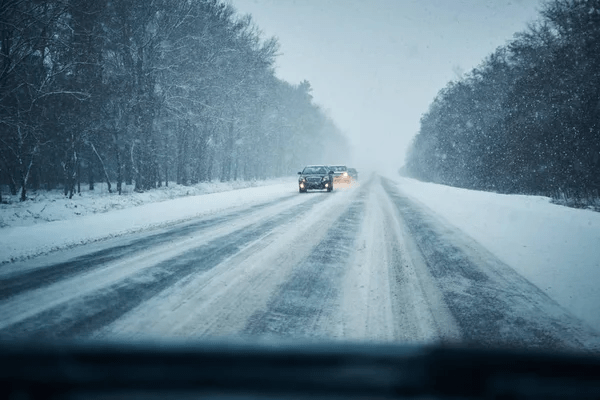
[0,181,295,264]
[0,178,290,228]
[391,176,600,332]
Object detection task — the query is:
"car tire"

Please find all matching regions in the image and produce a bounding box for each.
[327,186,333,192]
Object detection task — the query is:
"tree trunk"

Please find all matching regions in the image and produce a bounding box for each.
[165,164,168,187]
[222,119,235,182]
[4,163,18,195]
[157,161,162,187]
[114,133,122,195]
[19,145,37,201]
[64,172,69,196]
[88,155,94,191]
[20,175,26,202]
[91,143,112,193]
[19,161,31,201]
[8,176,17,196]
[77,157,81,194]
[132,140,143,192]
[207,147,214,182]
[125,141,133,186]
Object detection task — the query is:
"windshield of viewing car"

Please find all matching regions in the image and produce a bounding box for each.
[1,0,598,358]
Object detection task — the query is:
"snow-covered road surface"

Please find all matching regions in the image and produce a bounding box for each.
[1,176,599,351]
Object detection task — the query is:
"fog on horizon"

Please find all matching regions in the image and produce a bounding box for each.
[228,0,545,172]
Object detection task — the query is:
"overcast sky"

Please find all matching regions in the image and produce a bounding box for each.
[228,0,545,171]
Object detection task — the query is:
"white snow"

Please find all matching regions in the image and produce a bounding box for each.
[3,172,599,339]
[389,175,600,332]
[0,178,295,264]
[338,183,442,343]
[0,188,334,331]
[99,187,358,339]
[0,179,290,228]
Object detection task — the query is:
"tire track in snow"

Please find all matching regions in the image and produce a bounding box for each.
[338,180,447,343]
[381,177,600,351]
[0,194,329,339]
[241,185,369,338]
[98,186,362,339]
[0,194,298,301]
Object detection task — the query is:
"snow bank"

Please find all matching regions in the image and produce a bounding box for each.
[0,178,289,229]
[0,179,295,264]
[392,176,600,332]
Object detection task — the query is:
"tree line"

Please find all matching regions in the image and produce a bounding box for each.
[0,0,349,201]
[404,0,600,200]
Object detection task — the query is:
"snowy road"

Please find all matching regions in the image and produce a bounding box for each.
[1,176,599,351]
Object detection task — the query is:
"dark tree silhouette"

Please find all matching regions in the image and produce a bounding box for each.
[0,0,349,200]
[404,0,600,204]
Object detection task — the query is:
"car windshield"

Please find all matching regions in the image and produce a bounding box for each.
[302,166,327,175]
[1,0,598,359]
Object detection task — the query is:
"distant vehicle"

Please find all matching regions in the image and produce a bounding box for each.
[330,165,351,185]
[348,168,358,180]
[298,165,334,193]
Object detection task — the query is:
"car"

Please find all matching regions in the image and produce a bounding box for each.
[330,165,352,185]
[298,165,334,192]
[348,168,358,180]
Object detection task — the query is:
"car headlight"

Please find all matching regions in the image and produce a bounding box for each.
[343,172,348,176]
